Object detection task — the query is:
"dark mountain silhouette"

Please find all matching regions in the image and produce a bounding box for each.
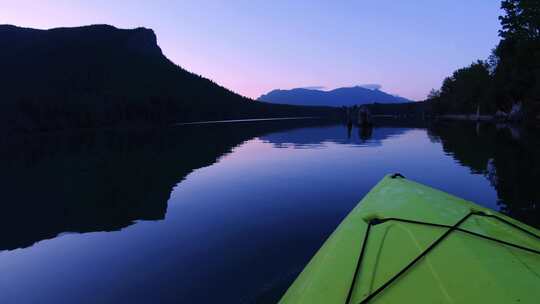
[258,86,412,106]
[0,24,338,131]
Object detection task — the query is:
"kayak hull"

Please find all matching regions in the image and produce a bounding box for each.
[279,175,540,304]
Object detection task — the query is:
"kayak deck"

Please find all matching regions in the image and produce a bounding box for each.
[279,174,540,304]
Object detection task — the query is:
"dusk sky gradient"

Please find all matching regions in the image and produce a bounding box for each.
[1,0,502,100]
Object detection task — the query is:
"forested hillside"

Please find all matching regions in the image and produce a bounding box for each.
[0,25,337,131]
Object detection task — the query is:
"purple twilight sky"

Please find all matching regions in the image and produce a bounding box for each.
[1,0,502,100]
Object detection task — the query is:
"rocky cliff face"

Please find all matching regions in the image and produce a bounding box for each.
[126,27,163,56]
[0,24,163,57]
[0,24,168,103]
[0,24,248,130]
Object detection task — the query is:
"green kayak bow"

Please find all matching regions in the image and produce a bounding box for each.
[279,174,540,304]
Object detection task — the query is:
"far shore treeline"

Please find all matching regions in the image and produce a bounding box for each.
[425,0,540,122]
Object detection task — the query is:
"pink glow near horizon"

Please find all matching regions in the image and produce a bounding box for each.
[1,0,502,101]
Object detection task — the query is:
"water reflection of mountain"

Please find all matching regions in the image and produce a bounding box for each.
[261,125,410,148]
[428,122,539,227]
[0,119,332,251]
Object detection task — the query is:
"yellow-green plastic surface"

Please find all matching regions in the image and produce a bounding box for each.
[279,175,540,304]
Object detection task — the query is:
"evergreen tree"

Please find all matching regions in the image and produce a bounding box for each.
[493,0,540,116]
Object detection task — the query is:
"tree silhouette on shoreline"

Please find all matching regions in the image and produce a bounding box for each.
[427,0,540,121]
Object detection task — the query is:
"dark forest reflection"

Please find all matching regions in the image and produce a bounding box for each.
[428,122,540,227]
[0,119,332,251]
[0,121,540,250]
[0,119,537,254]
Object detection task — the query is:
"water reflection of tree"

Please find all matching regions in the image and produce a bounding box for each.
[428,122,539,227]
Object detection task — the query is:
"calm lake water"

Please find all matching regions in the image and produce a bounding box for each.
[0,119,538,303]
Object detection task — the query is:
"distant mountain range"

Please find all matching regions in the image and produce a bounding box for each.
[258,86,412,106]
[0,24,338,131]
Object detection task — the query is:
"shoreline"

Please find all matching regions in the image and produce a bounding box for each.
[172,116,320,126]
[437,114,494,121]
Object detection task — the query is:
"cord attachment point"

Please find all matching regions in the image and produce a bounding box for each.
[390,173,405,179]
